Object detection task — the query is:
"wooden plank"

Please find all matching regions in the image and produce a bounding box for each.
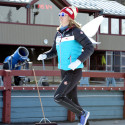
[10,91,67,122]
[0,92,3,122]
[11,86,125,91]
[11,90,55,96]
[78,96,123,101]
[10,70,125,78]
[11,70,61,77]
[79,100,124,106]
[85,106,123,111]
[0,110,2,122]
[11,110,67,118]
[11,97,55,102]
[11,106,67,122]
[0,87,4,90]
[11,90,124,97]
[2,70,12,124]
[89,115,123,119]
[77,106,123,120]
[11,107,66,114]
[0,100,3,107]
[11,86,58,91]
[11,117,67,123]
[78,90,123,95]
[11,99,59,107]
[2,90,11,123]
[10,90,124,122]
[82,72,125,78]
[87,108,123,116]
[123,91,125,118]
[78,87,125,91]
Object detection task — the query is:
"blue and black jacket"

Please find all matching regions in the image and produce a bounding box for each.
[44,26,94,71]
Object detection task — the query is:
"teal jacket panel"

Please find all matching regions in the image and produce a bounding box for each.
[56,35,83,70]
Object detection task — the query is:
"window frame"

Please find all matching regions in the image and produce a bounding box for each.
[99,17,125,36]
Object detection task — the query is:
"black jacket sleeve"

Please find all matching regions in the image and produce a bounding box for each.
[73,27,94,63]
[44,33,57,59]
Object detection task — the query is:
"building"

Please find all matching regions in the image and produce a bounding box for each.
[0,0,125,124]
[0,0,125,74]
[0,0,125,77]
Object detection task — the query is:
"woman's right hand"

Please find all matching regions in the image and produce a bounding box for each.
[37,54,47,60]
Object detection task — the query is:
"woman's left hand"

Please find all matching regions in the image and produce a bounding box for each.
[68,59,81,70]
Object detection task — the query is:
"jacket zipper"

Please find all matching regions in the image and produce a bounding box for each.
[58,31,63,69]
[70,56,72,63]
[68,56,72,63]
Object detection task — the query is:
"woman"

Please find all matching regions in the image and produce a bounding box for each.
[37,6,94,125]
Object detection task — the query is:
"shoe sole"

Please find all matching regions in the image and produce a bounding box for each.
[83,112,90,125]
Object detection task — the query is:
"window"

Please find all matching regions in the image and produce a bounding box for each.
[100,18,125,36]
[111,18,119,34]
[0,6,26,23]
[121,52,125,72]
[113,51,120,72]
[122,19,125,35]
[31,0,94,26]
[31,0,60,25]
[106,51,113,71]
[100,18,109,34]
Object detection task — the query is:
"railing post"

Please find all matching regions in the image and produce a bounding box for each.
[2,70,11,124]
[67,110,75,122]
[123,75,125,119]
[123,91,125,119]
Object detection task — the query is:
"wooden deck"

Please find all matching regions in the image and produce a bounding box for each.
[0,70,125,124]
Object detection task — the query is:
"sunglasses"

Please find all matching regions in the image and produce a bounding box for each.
[58,12,67,17]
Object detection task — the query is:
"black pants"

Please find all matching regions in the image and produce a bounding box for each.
[54,68,84,119]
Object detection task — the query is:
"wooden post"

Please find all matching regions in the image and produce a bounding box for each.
[67,110,75,122]
[123,76,125,119]
[2,70,11,124]
[123,91,125,119]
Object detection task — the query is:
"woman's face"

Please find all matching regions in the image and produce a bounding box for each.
[59,12,70,27]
